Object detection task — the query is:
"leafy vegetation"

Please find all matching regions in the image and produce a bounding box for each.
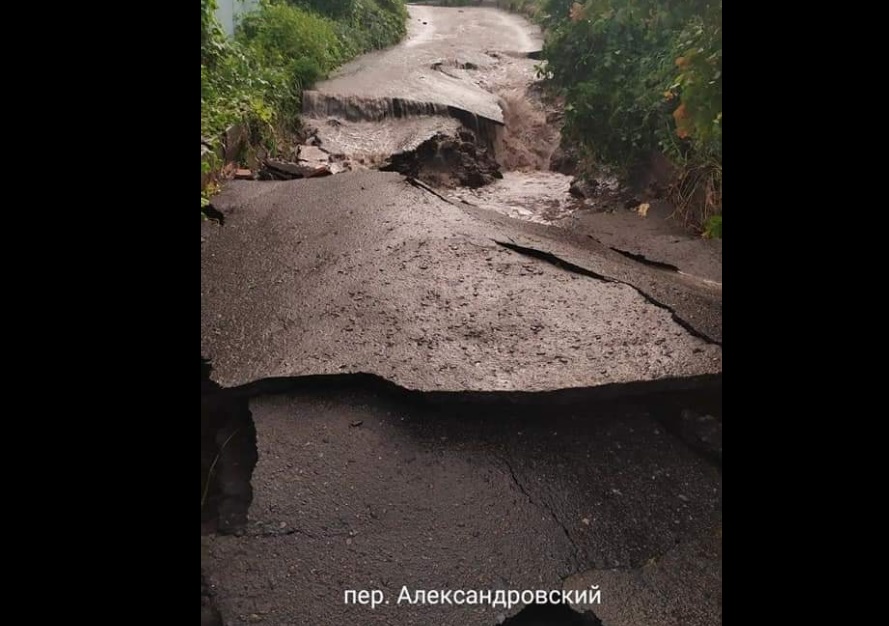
[529,0,721,235]
[200,0,408,208]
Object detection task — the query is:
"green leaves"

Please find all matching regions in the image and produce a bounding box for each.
[201,0,409,208]
[536,0,721,227]
[201,0,409,145]
[703,214,722,239]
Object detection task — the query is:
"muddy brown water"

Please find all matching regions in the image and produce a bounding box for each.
[301,3,576,225]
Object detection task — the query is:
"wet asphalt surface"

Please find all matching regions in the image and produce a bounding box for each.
[305,4,541,125]
[201,5,722,625]
[201,171,721,391]
[201,386,721,626]
[562,202,723,286]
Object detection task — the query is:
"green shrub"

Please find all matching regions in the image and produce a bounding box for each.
[201,3,289,149]
[538,0,721,232]
[338,0,408,53]
[238,3,348,74]
[668,9,721,159]
[703,214,721,239]
[200,0,408,209]
[288,0,357,18]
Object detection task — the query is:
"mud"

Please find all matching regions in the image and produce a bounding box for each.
[381,129,503,188]
[201,171,722,390]
[201,572,223,626]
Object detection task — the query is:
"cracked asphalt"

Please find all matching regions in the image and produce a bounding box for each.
[200,6,722,625]
[201,386,721,626]
[201,171,721,391]
[200,171,723,625]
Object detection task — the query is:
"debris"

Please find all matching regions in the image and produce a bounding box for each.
[569,178,598,199]
[298,145,330,163]
[382,130,501,188]
[262,159,332,180]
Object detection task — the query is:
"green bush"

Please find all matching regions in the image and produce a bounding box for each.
[421,0,480,6]
[338,0,408,53]
[200,0,407,146]
[703,215,721,239]
[538,0,721,233]
[201,0,408,208]
[239,3,349,73]
[201,4,291,150]
[288,0,357,18]
[669,9,721,159]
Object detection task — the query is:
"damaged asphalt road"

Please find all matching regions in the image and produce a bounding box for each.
[201,7,722,622]
[201,382,721,626]
[200,168,722,625]
[201,170,721,392]
[201,6,722,626]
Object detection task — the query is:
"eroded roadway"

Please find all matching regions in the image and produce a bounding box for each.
[200,5,722,626]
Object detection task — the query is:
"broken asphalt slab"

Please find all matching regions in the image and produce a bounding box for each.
[201,385,721,626]
[201,171,722,391]
[201,170,721,391]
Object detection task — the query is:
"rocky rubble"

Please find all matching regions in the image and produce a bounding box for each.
[381,129,502,188]
[259,144,350,180]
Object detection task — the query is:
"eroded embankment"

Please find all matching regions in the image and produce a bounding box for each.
[292,3,561,196]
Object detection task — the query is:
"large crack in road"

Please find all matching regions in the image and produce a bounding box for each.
[492,240,721,346]
[199,119,723,626]
[201,171,721,391]
[201,369,721,626]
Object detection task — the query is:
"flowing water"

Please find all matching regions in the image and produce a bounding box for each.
[300,3,582,225]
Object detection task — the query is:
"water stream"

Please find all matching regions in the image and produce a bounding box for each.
[300,3,582,225]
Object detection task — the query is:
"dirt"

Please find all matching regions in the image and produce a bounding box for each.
[381,128,503,188]
[201,357,257,536]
